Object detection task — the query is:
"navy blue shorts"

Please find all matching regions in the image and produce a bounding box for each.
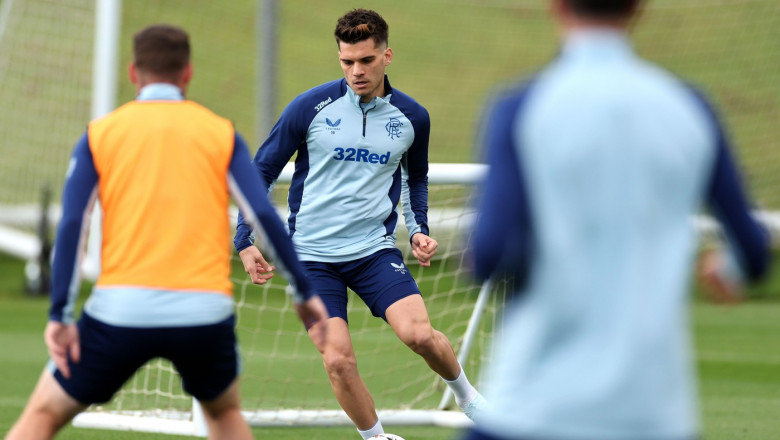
[302,248,420,322]
[53,312,239,405]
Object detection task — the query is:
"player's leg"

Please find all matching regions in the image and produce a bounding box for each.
[196,378,252,440]
[385,293,486,419]
[385,294,460,379]
[168,315,252,440]
[4,370,85,440]
[309,316,382,436]
[351,248,485,419]
[301,260,383,438]
[386,294,486,419]
[7,312,150,440]
[349,247,461,378]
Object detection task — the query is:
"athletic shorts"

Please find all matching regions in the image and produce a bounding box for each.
[53,312,239,405]
[301,248,420,322]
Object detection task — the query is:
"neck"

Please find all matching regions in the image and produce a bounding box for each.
[361,82,385,103]
[553,1,637,38]
[136,80,184,94]
[561,16,632,38]
[136,83,185,101]
[360,91,380,104]
[133,69,187,95]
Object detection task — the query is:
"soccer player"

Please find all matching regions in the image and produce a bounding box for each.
[464,1,772,439]
[234,8,485,439]
[5,25,328,440]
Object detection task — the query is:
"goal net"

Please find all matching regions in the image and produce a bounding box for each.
[0,0,775,435]
[0,0,93,262]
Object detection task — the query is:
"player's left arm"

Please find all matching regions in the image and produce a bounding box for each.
[701,122,771,301]
[470,88,535,285]
[687,88,772,302]
[404,106,435,266]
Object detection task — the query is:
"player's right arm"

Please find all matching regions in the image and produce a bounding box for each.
[50,133,98,324]
[48,132,99,376]
[234,98,310,255]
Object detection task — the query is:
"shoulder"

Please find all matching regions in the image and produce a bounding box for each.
[484,75,540,122]
[387,86,429,126]
[88,101,141,139]
[670,78,721,124]
[89,100,135,126]
[630,61,725,136]
[277,79,347,128]
[287,79,347,113]
[183,101,234,127]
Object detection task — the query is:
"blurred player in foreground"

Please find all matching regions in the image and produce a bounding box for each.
[465,0,772,439]
[5,24,327,440]
[235,8,485,439]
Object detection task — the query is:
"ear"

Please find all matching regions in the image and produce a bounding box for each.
[551,0,568,19]
[181,63,193,85]
[384,47,393,66]
[128,62,139,85]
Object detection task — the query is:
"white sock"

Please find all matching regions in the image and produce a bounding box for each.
[442,364,478,407]
[357,419,384,439]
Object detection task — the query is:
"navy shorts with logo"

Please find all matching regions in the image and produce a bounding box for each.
[301,247,420,322]
[53,312,239,405]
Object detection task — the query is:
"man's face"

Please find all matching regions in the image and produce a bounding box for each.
[338,39,392,102]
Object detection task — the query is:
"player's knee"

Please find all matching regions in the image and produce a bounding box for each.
[401,326,436,355]
[200,397,239,420]
[16,405,71,437]
[322,351,358,378]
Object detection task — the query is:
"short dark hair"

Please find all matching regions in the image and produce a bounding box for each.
[334,9,389,48]
[133,24,190,78]
[564,0,640,18]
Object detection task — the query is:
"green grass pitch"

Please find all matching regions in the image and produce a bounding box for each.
[1,253,780,439]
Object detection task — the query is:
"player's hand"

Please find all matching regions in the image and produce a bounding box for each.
[44,320,80,379]
[296,296,329,350]
[239,246,275,285]
[697,250,744,304]
[412,233,438,267]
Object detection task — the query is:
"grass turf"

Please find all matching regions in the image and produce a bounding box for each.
[1,253,779,439]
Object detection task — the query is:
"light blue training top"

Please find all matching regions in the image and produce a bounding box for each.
[235,76,431,262]
[471,30,770,439]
